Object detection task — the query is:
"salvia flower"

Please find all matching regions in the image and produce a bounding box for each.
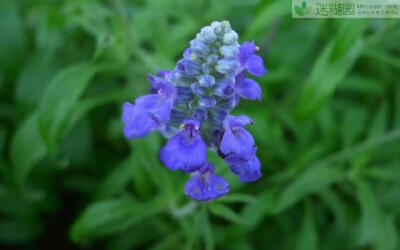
[159,119,207,173]
[184,162,230,201]
[122,20,267,201]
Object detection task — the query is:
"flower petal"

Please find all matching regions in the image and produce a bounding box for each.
[135,94,172,123]
[219,127,254,160]
[184,172,230,201]
[159,126,207,172]
[229,154,262,182]
[122,103,157,139]
[224,114,253,128]
[245,55,266,77]
[236,77,261,100]
[238,41,256,65]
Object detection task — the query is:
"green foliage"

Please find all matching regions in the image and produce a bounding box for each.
[0,0,400,249]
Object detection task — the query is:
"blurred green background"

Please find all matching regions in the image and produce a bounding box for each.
[1,0,400,249]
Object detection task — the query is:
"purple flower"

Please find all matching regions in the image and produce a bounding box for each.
[159,119,207,173]
[225,148,262,182]
[238,41,267,77]
[122,80,175,139]
[122,21,267,201]
[219,115,255,160]
[184,162,230,201]
[235,71,261,100]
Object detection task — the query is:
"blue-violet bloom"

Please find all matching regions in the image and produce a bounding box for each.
[225,148,262,182]
[184,162,230,201]
[122,21,267,201]
[159,119,207,173]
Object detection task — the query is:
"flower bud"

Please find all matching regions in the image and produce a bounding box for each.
[198,74,216,88]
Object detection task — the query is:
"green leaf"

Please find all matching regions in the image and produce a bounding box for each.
[367,103,388,139]
[218,193,258,204]
[341,106,367,147]
[0,1,26,71]
[241,189,277,228]
[296,21,367,118]
[275,165,344,213]
[363,48,400,70]
[129,134,174,196]
[338,75,384,96]
[70,195,169,243]
[208,203,249,225]
[245,1,291,38]
[366,163,400,181]
[10,113,46,186]
[394,83,400,128]
[95,157,135,199]
[200,207,214,250]
[296,203,318,250]
[38,62,98,154]
[355,179,398,250]
[15,53,56,114]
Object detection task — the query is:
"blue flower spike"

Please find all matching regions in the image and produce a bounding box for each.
[122,21,267,201]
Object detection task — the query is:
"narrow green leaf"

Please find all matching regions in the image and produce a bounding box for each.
[208,203,249,225]
[10,113,46,186]
[296,203,318,250]
[275,165,344,213]
[38,62,98,154]
[368,103,387,139]
[296,21,367,118]
[95,157,135,199]
[245,1,291,38]
[242,189,277,228]
[355,179,398,250]
[15,53,56,114]
[341,106,367,147]
[365,163,400,181]
[394,83,400,128]
[70,195,169,243]
[201,206,214,250]
[218,193,258,204]
[338,75,384,96]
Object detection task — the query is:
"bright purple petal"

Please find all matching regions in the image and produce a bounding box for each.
[159,119,207,172]
[236,77,261,100]
[134,94,172,123]
[220,127,254,160]
[184,162,230,201]
[238,42,257,65]
[225,114,253,127]
[122,102,158,139]
[229,154,262,182]
[245,55,266,77]
[219,115,255,159]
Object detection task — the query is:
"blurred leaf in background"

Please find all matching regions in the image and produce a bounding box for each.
[0,0,399,249]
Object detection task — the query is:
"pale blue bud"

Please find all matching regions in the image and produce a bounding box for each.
[220,45,239,58]
[198,75,216,88]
